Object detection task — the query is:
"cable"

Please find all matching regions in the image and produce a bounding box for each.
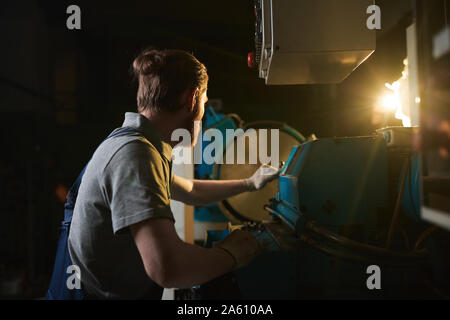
[424,277,450,300]
[300,234,376,264]
[263,205,295,230]
[300,234,427,267]
[264,204,428,258]
[264,207,428,264]
[306,221,427,260]
[244,120,306,142]
[225,113,244,128]
[414,226,441,251]
[397,224,411,250]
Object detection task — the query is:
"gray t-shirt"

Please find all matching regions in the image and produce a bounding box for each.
[68,112,174,299]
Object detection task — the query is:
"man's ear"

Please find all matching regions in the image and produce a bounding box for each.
[187,88,199,112]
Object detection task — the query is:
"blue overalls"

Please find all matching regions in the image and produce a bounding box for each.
[46,129,139,300]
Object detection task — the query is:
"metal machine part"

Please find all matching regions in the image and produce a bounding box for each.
[253,0,376,85]
[194,108,306,225]
[192,135,442,299]
[273,136,389,232]
[215,122,305,223]
[197,221,430,299]
[376,126,418,150]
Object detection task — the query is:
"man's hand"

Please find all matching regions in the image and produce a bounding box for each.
[244,164,280,191]
[214,229,262,269]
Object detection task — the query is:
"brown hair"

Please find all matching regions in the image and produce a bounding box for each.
[132,49,208,114]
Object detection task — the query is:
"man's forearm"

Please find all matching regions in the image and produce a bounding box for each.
[171,164,279,206]
[166,242,235,289]
[131,218,236,289]
[190,179,248,205]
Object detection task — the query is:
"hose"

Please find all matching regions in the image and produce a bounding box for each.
[306,221,428,260]
[264,206,428,266]
[300,234,427,267]
[414,226,441,251]
[300,234,377,264]
[225,113,244,128]
[244,120,306,142]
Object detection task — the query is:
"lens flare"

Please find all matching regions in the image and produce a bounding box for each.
[376,59,412,127]
[380,94,398,111]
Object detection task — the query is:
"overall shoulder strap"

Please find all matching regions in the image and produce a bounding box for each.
[65,128,141,212]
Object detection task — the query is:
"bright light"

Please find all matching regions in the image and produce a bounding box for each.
[376,58,412,127]
[415,97,421,104]
[380,94,398,111]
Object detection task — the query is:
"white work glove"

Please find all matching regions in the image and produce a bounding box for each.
[244,164,280,192]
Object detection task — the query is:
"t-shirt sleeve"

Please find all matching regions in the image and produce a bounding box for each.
[102,140,175,234]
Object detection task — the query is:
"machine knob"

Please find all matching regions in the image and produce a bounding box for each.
[247,52,256,68]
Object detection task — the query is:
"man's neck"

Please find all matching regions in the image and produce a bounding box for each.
[139,110,181,148]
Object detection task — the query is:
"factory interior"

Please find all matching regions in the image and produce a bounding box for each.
[1,0,449,301]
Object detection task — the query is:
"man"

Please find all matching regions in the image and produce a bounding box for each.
[68,49,279,299]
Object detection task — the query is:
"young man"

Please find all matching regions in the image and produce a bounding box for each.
[68,49,279,299]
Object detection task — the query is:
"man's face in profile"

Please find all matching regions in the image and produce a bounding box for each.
[191,89,208,147]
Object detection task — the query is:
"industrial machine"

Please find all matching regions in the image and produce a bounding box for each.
[177,0,450,300]
[185,120,445,299]
[194,107,306,225]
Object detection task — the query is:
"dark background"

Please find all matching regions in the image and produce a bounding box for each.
[0,0,415,297]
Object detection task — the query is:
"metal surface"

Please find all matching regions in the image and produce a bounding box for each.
[216,124,303,223]
[272,137,389,232]
[196,136,442,299]
[255,0,376,84]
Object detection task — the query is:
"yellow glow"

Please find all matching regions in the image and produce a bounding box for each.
[380,94,398,111]
[415,97,421,104]
[377,58,412,127]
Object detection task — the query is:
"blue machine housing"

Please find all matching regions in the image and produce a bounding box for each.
[273,136,389,235]
[401,154,421,221]
[196,135,435,299]
[194,107,237,222]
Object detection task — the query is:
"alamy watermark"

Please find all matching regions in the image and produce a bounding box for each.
[66,264,81,290]
[67,5,381,31]
[66,5,81,30]
[366,5,381,30]
[366,265,381,290]
[171,121,280,167]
